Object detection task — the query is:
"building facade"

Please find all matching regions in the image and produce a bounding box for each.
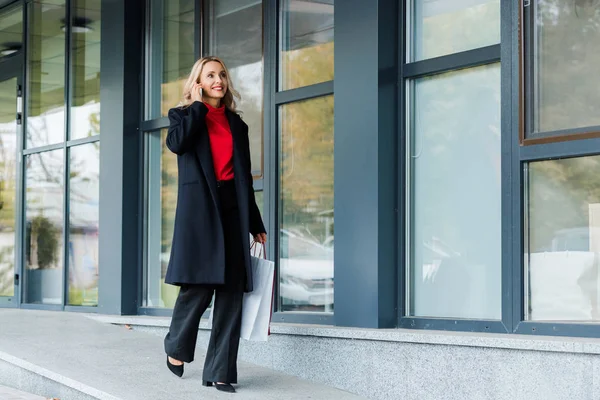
[2,1,600,395]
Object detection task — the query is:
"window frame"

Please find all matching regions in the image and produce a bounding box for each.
[399,0,600,338]
[514,0,600,337]
[269,0,334,322]
[398,0,508,333]
[520,0,600,145]
[20,0,101,311]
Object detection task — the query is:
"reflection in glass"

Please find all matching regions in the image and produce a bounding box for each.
[147,0,195,119]
[530,0,600,134]
[526,157,600,321]
[279,0,334,91]
[0,78,18,298]
[410,0,500,61]
[145,129,179,308]
[254,190,264,218]
[408,64,501,319]
[24,150,64,305]
[0,4,23,60]
[207,0,264,176]
[68,144,99,306]
[279,96,334,312]
[26,0,66,148]
[70,0,101,140]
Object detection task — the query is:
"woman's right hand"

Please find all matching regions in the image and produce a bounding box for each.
[191,82,203,104]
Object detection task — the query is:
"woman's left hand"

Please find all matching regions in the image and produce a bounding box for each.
[254,233,267,244]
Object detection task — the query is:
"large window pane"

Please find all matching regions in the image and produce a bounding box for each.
[70,0,101,140]
[408,64,501,319]
[279,0,334,91]
[525,157,600,321]
[0,77,18,298]
[24,150,64,305]
[528,0,600,134]
[0,4,23,59]
[27,0,66,148]
[145,129,178,308]
[68,143,99,306]
[147,0,195,120]
[206,0,263,176]
[409,0,500,61]
[279,96,334,312]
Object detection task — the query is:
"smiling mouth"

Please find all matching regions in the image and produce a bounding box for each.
[212,86,223,91]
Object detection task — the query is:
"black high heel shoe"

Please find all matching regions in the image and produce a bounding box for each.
[203,381,235,393]
[166,357,184,378]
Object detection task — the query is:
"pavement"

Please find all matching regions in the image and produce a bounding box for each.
[0,385,47,400]
[0,309,365,400]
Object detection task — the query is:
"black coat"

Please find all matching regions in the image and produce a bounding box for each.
[164,101,266,292]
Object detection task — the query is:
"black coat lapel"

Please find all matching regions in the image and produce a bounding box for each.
[194,119,220,209]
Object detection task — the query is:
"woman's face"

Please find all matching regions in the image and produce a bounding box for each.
[199,61,228,101]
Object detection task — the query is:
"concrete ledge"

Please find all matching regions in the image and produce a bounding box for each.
[0,351,117,400]
[92,314,600,400]
[89,314,600,355]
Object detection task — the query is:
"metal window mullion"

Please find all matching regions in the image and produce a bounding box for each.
[501,0,517,333]
[140,117,169,131]
[19,0,29,305]
[403,44,501,79]
[398,0,407,322]
[16,58,25,306]
[143,0,151,120]
[140,132,150,307]
[66,134,100,148]
[520,137,600,162]
[196,0,202,58]
[274,80,334,105]
[22,142,64,155]
[264,0,278,312]
[62,0,72,308]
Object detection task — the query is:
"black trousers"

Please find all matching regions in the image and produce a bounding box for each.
[164,179,246,383]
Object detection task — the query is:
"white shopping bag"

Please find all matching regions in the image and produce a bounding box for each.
[240,243,275,341]
[207,243,275,341]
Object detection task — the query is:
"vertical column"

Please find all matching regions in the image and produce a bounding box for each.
[334,0,398,328]
[98,0,143,314]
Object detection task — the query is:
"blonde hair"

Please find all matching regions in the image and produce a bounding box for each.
[179,56,241,112]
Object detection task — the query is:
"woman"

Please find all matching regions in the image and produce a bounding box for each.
[163,56,267,394]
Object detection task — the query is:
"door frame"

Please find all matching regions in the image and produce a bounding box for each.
[0,52,24,308]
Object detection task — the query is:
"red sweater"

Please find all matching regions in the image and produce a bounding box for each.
[204,102,234,181]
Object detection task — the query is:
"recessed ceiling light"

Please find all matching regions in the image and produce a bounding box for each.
[0,42,21,56]
[1,48,17,56]
[62,25,92,33]
[61,17,93,33]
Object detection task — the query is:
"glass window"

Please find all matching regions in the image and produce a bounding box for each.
[145,129,179,308]
[24,150,64,305]
[0,77,18,298]
[206,0,264,176]
[70,0,101,140]
[409,0,500,61]
[527,0,600,135]
[525,156,600,321]
[0,4,23,59]
[26,0,66,149]
[279,0,334,91]
[68,143,99,306]
[407,64,501,319]
[147,0,196,120]
[279,95,334,312]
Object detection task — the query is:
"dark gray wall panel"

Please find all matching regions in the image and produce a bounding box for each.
[334,0,398,328]
[98,0,143,315]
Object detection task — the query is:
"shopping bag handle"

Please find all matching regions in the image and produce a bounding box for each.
[250,240,267,259]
